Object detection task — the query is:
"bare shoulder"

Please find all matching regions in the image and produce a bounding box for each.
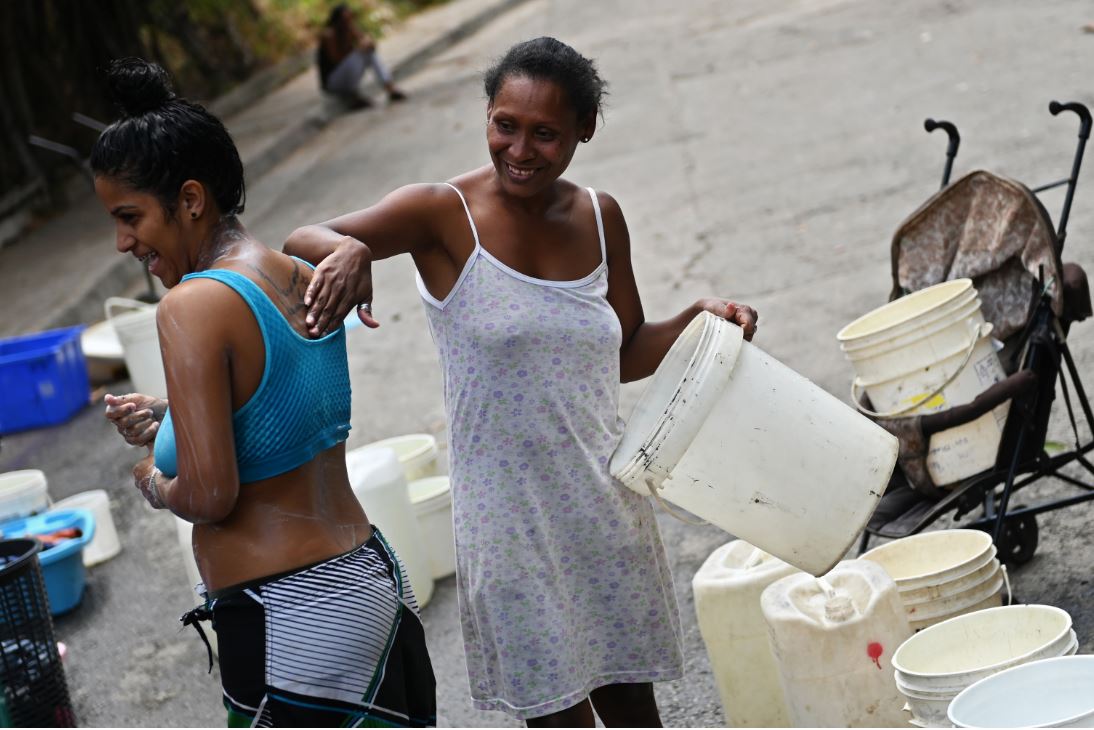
[156,277,246,342]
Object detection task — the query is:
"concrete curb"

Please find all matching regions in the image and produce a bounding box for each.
[43,0,529,332]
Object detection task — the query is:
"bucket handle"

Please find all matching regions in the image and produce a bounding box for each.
[851,322,990,419]
[104,296,154,321]
[644,478,708,526]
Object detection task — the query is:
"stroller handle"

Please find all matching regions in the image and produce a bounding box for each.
[924,119,960,188]
[1049,101,1091,140]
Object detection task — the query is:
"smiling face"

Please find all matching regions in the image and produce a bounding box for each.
[486,74,595,198]
[94,176,192,288]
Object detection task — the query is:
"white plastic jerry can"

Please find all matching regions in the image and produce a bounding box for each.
[761,559,912,727]
[692,541,799,727]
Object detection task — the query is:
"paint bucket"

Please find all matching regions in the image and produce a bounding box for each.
[611,311,898,576]
[346,446,434,607]
[51,490,120,566]
[860,529,1005,630]
[360,434,439,484]
[760,559,913,727]
[0,470,50,523]
[948,656,1094,728]
[837,279,1010,485]
[105,297,167,399]
[408,476,455,580]
[892,605,1075,726]
[692,541,797,727]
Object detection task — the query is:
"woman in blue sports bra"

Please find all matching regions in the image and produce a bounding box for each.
[91,58,435,728]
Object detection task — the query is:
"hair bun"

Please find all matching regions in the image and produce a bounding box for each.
[107,58,176,117]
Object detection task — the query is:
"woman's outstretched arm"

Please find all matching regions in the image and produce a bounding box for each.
[284,183,453,337]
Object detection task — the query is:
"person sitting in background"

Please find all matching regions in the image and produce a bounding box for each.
[319,3,407,109]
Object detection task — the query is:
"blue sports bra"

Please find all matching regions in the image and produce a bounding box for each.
[154,262,351,483]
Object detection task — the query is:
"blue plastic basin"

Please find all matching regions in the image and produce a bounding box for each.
[0,509,95,615]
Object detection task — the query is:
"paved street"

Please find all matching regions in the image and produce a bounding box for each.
[2,0,1093,725]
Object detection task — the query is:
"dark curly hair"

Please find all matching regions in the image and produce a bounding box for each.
[90,58,245,218]
[483,37,607,121]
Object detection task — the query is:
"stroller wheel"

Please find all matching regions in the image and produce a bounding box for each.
[985,511,1039,566]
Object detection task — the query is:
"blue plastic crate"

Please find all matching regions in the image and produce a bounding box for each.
[0,326,89,435]
[0,510,95,616]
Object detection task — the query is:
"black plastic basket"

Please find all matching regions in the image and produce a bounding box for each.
[0,539,75,727]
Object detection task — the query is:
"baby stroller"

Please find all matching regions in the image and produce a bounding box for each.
[857,101,1094,565]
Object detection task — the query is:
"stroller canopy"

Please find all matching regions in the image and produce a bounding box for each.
[889,170,1064,340]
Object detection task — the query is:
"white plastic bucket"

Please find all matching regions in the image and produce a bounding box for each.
[52,490,120,566]
[347,446,434,607]
[105,297,167,399]
[893,605,1074,724]
[611,311,898,576]
[80,319,125,385]
[408,476,455,580]
[0,470,50,522]
[361,434,439,484]
[837,279,1010,485]
[860,529,995,590]
[949,656,1094,728]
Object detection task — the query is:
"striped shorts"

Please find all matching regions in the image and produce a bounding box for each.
[204,529,436,727]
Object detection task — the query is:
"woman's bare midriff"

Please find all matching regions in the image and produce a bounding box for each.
[192,442,371,592]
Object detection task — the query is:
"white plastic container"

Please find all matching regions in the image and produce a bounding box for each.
[948,656,1094,728]
[80,319,125,384]
[837,279,1010,485]
[360,434,440,484]
[612,311,898,576]
[0,470,50,522]
[860,529,1005,629]
[761,559,912,727]
[52,490,121,566]
[347,446,434,607]
[893,605,1075,726]
[105,297,167,399]
[408,476,456,579]
[692,540,798,727]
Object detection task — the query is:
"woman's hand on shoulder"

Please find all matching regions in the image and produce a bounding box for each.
[290,183,452,337]
[698,298,759,341]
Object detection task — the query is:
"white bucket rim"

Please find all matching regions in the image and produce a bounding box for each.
[897,630,1076,696]
[893,604,1073,680]
[364,434,437,462]
[409,476,450,506]
[0,469,48,495]
[904,572,1003,621]
[838,279,975,342]
[611,312,744,491]
[899,554,999,605]
[840,290,982,356]
[947,655,1094,729]
[861,529,995,587]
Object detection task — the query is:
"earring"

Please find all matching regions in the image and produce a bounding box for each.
[190,212,197,219]
[581,136,590,143]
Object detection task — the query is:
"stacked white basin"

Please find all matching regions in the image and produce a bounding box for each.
[892,604,1078,727]
[861,529,1004,630]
